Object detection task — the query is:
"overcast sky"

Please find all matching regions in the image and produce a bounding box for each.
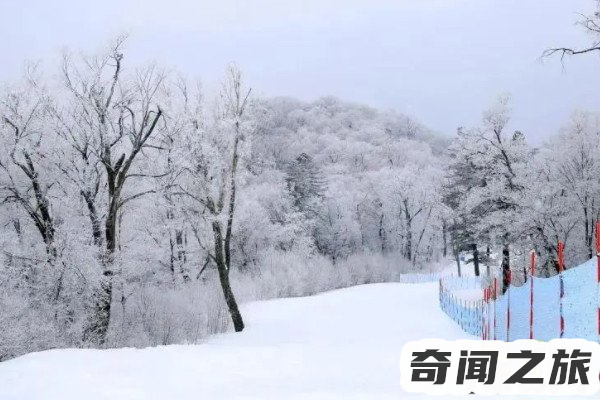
[1,0,599,142]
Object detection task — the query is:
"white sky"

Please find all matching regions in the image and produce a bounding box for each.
[1,0,599,142]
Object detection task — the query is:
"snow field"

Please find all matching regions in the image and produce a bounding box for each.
[0,282,467,400]
[2,279,600,399]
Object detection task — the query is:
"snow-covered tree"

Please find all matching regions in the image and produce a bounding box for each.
[447,96,531,287]
[171,67,253,332]
[56,38,167,344]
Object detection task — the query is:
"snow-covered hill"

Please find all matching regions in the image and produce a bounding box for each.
[0,282,468,400]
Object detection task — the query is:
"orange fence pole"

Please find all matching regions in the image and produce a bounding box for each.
[558,241,565,338]
[530,250,536,340]
[596,221,600,342]
[493,277,497,340]
[506,270,511,342]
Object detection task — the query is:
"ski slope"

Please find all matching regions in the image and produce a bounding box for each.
[0,281,593,400]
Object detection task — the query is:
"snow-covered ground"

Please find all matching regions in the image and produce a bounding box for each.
[0,282,467,400]
[0,280,597,400]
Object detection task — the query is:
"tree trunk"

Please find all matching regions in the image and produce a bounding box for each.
[485,246,491,276]
[454,245,462,277]
[90,270,113,344]
[584,204,593,259]
[412,207,432,266]
[442,220,448,258]
[178,229,189,282]
[403,200,412,261]
[82,190,102,247]
[87,188,119,345]
[379,213,386,253]
[23,153,56,257]
[501,243,510,294]
[212,221,244,332]
[169,234,176,279]
[472,243,480,277]
[105,200,118,255]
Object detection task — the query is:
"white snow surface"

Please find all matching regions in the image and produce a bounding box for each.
[0,281,594,400]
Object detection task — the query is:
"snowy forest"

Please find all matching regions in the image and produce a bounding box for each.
[2,16,600,361]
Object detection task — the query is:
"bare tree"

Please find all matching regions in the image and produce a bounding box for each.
[173,67,252,332]
[0,70,57,258]
[555,117,600,259]
[59,38,166,344]
[544,2,600,60]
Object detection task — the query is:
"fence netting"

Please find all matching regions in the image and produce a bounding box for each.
[439,277,485,337]
[440,257,600,342]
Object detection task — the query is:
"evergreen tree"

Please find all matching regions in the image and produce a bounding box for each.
[285,153,326,217]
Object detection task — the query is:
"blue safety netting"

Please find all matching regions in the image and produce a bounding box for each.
[440,257,600,342]
[439,280,485,337]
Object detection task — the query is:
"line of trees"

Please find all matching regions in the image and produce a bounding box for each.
[3,1,600,359]
[445,1,600,285]
[0,38,253,346]
[0,39,449,360]
[445,96,600,283]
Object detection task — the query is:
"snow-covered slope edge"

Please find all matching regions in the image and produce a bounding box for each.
[0,282,468,400]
